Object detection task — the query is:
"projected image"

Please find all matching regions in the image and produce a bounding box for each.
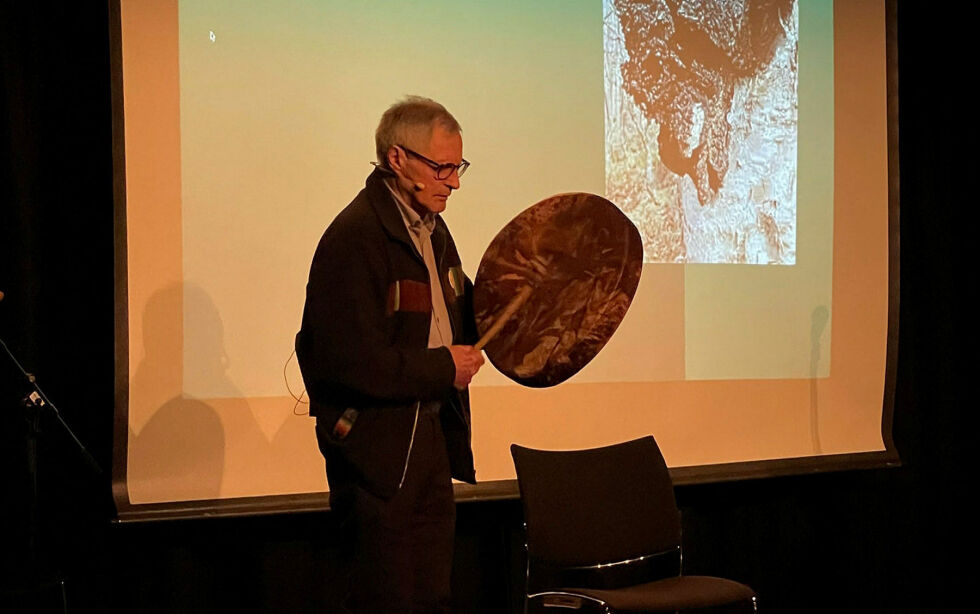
[604,0,799,264]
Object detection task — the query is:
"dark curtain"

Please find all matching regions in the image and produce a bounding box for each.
[1,2,115,610]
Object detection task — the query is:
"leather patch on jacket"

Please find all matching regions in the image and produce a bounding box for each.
[386,279,431,315]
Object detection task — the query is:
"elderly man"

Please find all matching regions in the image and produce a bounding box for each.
[296,96,484,613]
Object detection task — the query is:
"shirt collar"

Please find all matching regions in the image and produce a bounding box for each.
[384,177,436,238]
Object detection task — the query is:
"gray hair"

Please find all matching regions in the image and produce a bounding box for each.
[375,96,461,167]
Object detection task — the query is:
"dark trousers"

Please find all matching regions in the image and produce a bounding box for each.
[319,410,456,614]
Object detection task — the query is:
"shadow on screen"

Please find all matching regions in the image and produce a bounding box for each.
[128,282,232,501]
[127,282,322,503]
[809,304,830,454]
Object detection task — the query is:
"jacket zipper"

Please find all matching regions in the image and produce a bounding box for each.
[398,401,421,489]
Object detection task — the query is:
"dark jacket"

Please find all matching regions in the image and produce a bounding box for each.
[296,168,478,499]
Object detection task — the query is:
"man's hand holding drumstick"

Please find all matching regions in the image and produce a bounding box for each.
[449,345,484,389]
[450,285,533,389]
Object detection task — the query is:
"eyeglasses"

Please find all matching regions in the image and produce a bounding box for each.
[399,145,470,180]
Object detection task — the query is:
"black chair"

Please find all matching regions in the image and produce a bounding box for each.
[510,437,757,613]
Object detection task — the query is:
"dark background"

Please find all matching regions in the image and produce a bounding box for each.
[1,2,961,612]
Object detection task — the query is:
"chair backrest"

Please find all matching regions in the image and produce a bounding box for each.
[511,436,682,570]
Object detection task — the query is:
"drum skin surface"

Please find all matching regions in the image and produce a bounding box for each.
[474,193,642,387]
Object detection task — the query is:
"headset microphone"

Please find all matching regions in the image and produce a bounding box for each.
[414,182,426,191]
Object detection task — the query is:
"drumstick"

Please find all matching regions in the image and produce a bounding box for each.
[474,285,533,351]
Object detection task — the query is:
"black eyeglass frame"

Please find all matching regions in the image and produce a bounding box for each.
[398,145,470,180]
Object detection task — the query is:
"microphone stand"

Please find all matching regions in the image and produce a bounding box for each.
[1,337,103,477]
[1,336,103,612]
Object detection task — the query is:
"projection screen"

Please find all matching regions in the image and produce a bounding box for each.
[111,0,899,519]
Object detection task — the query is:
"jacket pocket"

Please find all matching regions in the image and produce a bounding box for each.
[314,404,419,500]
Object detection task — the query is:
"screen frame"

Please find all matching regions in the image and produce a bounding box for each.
[109,0,901,522]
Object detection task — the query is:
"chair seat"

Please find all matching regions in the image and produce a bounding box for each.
[539,575,756,612]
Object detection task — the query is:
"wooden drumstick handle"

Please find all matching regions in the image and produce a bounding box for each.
[475,285,533,351]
